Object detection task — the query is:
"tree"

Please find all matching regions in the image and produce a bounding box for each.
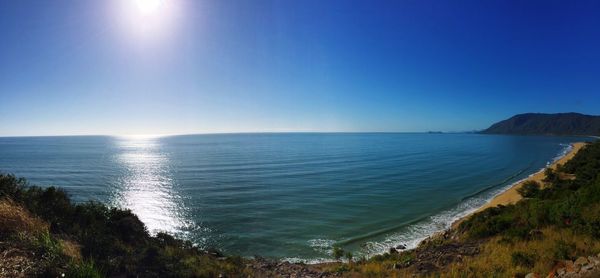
[517,180,541,198]
[345,251,353,263]
[332,246,344,261]
[544,168,558,183]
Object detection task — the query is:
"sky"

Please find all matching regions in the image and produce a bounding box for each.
[0,0,599,136]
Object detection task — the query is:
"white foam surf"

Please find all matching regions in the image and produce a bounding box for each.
[288,143,574,264]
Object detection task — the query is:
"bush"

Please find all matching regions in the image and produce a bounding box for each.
[66,260,102,278]
[332,246,345,261]
[517,181,541,198]
[459,205,515,238]
[0,173,249,277]
[511,251,536,268]
[461,141,600,241]
[544,168,558,183]
[553,240,576,260]
[345,251,353,262]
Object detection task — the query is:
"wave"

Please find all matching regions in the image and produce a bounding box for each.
[459,167,531,202]
[359,143,575,256]
[288,143,574,264]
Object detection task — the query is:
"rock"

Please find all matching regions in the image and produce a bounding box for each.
[414,261,437,273]
[525,273,539,278]
[575,256,589,266]
[581,263,594,272]
[528,229,544,240]
[396,244,407,250]
[565,260,577,273]
[588,256,600,265]
[206,247,224,257]
[389,247,398,254]
[556,268,566,276]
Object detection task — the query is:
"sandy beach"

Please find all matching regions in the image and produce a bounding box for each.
[453,142,587,227]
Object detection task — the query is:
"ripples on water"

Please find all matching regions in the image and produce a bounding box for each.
[112,136,191,237]
[0,134,590,262]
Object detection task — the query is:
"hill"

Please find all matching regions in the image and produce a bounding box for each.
[481,113,600,136]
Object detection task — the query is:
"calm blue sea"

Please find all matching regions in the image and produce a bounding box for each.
[0,133,590,261]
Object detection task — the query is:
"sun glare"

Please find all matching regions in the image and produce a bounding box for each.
[113,0,182,47]
[135,0,163,16]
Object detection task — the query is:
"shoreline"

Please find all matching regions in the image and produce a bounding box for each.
[298,142,588,264]
[451,142,587,229]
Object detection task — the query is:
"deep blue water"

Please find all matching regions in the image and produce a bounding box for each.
[0,133,590,261]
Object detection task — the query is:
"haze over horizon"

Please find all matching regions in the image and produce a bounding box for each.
[1,0,600,136]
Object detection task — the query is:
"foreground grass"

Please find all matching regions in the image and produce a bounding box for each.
[443,228,600,277]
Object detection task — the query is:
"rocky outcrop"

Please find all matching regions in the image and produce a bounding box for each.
[526,254,600,278]
[248,257,334,278]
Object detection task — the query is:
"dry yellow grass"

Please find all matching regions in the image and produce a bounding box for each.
[0,199,48,236]
[441,228,600,277]
[60,239,82,261]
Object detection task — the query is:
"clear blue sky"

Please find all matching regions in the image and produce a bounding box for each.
[1,0,599,136]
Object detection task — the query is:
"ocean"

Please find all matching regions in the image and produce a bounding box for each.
[0,133,589,261]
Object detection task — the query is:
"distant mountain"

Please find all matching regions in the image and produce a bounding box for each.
[481,113,600,136]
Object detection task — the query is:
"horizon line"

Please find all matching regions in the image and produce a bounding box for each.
[0,130,481,138]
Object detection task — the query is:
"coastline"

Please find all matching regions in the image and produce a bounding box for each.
[299,142,589,264]
[301,142,589,263]
[451,142,587,229]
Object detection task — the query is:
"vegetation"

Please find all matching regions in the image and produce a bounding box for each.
[458,141,600,241]
[511,251,536,268]
[448,140,600,275]
[481,112,600,135]
[332,246,345,261]
[319,140,600,277]
[516,180,541,198]
[0,174,249,277]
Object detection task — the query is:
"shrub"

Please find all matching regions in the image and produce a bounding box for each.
[66,260,102,278]
[517,181,541,198]
[511,251,536,268]
[0,173,250,277]
[332,246,345,261]
[345,251,353,262]
[0,174,27,199]
[459,205,515,238]
[505,226,530,240]
[544,168,558,183]
[553,240,576,260]
[333,264,350,273]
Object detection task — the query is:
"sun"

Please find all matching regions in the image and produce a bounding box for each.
[113,0,183,47]
[134,0,163,16]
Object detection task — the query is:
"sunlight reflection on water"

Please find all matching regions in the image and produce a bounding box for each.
[111,136,191,237]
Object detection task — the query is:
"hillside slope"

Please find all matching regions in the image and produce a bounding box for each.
[481,113,600,136]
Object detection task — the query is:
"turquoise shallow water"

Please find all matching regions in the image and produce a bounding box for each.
[0,133,590,261]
